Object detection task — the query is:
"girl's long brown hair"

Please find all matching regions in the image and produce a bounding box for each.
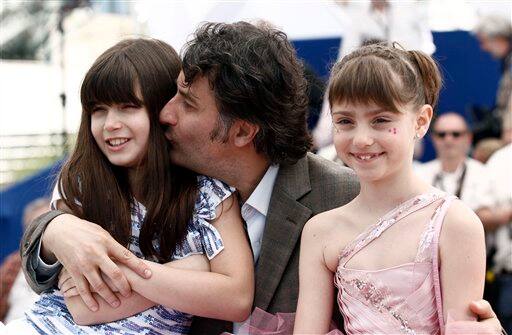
[59,39,197,262]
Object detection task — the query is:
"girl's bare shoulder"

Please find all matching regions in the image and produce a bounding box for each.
[303,201,356,237]
[441,199,484,245]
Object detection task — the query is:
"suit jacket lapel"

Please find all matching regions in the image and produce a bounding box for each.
[254,156,312,310]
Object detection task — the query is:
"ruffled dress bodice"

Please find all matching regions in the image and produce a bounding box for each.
[335,193,455,335]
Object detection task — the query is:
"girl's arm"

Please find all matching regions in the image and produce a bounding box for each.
[66,195,254,324]
[439,200,486,322]
[121,195,254,321]
[66,292,153,325]
[65,255,210,325]
[294,216,335,334]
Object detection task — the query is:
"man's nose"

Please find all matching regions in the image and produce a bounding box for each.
[159,97,178,126]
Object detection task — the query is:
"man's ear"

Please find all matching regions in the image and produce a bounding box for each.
[416,104,433,138]
[232,120,260,147]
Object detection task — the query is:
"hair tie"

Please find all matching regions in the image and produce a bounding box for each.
[392,41,406,51]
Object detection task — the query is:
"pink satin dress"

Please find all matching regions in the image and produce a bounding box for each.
[335,193,454,334]
[229,193,495,335]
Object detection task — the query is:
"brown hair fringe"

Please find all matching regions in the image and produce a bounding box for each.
[58,38,197,262]
[328,43,442,113]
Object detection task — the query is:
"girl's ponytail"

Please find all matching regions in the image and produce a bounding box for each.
[408,50,442,109]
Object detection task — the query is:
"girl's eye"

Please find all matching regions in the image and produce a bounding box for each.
[372,117,390,124]
[334,118,353,125]
[333,118,353,132]
[121,104,139,110]
[92,106,106,114]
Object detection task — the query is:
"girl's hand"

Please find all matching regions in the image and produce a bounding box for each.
[59,268,78,297]
[59,267,121,298]
[63,255,212,325]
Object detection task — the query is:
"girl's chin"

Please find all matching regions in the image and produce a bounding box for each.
[357,174,385,183]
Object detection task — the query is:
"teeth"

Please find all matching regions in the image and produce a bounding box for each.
[355,153,379,160]
[107,138,129,146]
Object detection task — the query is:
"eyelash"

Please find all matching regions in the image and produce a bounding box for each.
[122,104,139,109]
[335,118,353,125]
[333,117,391,128]
[91,103,139,113]
[372,117,390,124]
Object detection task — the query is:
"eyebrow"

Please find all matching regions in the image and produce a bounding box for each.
[331,108,390,116]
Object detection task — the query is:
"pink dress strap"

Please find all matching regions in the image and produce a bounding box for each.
[430,195,457,334]
[339,193,444,267]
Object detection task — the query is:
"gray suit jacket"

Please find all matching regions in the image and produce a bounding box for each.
[20,153,360,334]
[190,153,359,334]
[21,210,65,293]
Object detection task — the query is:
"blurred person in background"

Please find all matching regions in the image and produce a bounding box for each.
[474,15,512,139]
[304,63,326,132]
[500,105,512,144]
[0,198,48,323]
[418,112,510,321]
[484,141,512,334]
[472,138,504,164]
[416,112,494,216]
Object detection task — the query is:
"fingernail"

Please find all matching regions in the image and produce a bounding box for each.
[91,305,98,312]
[112,300,120,308]
[144,269,152,278]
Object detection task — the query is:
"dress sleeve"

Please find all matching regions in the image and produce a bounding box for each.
[50,178,82,210]
[173,176,235,260]
[50,182,61,210]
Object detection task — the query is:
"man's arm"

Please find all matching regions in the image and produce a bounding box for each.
[20,210,66,293]
[21,210,152,311]
[475,206,512,232]
[470,300,505,334]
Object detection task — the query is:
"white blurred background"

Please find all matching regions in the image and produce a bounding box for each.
[0,0,511,187]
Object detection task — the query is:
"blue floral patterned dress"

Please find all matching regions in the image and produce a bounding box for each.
[23,176,234,335]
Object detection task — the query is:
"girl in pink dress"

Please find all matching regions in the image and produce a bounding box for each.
[294,43,491,334]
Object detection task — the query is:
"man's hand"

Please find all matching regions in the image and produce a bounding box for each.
[470,299,503,334]
[42,214,152,311]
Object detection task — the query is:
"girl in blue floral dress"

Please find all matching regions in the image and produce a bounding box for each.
[3,38,253,335]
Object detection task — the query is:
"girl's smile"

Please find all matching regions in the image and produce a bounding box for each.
[332,102,417,182]
[349,152,385,163]
[91,102,150,168]
[105,137,130,149]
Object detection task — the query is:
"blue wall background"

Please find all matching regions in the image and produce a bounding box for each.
[292,30,501,161]
[0,162,61,262]
[0,30,502,263]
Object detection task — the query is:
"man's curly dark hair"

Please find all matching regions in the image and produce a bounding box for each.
[182,21,312,165]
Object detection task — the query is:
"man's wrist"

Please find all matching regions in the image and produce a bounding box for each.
[35,238,61,268]
[40,214,71,263]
